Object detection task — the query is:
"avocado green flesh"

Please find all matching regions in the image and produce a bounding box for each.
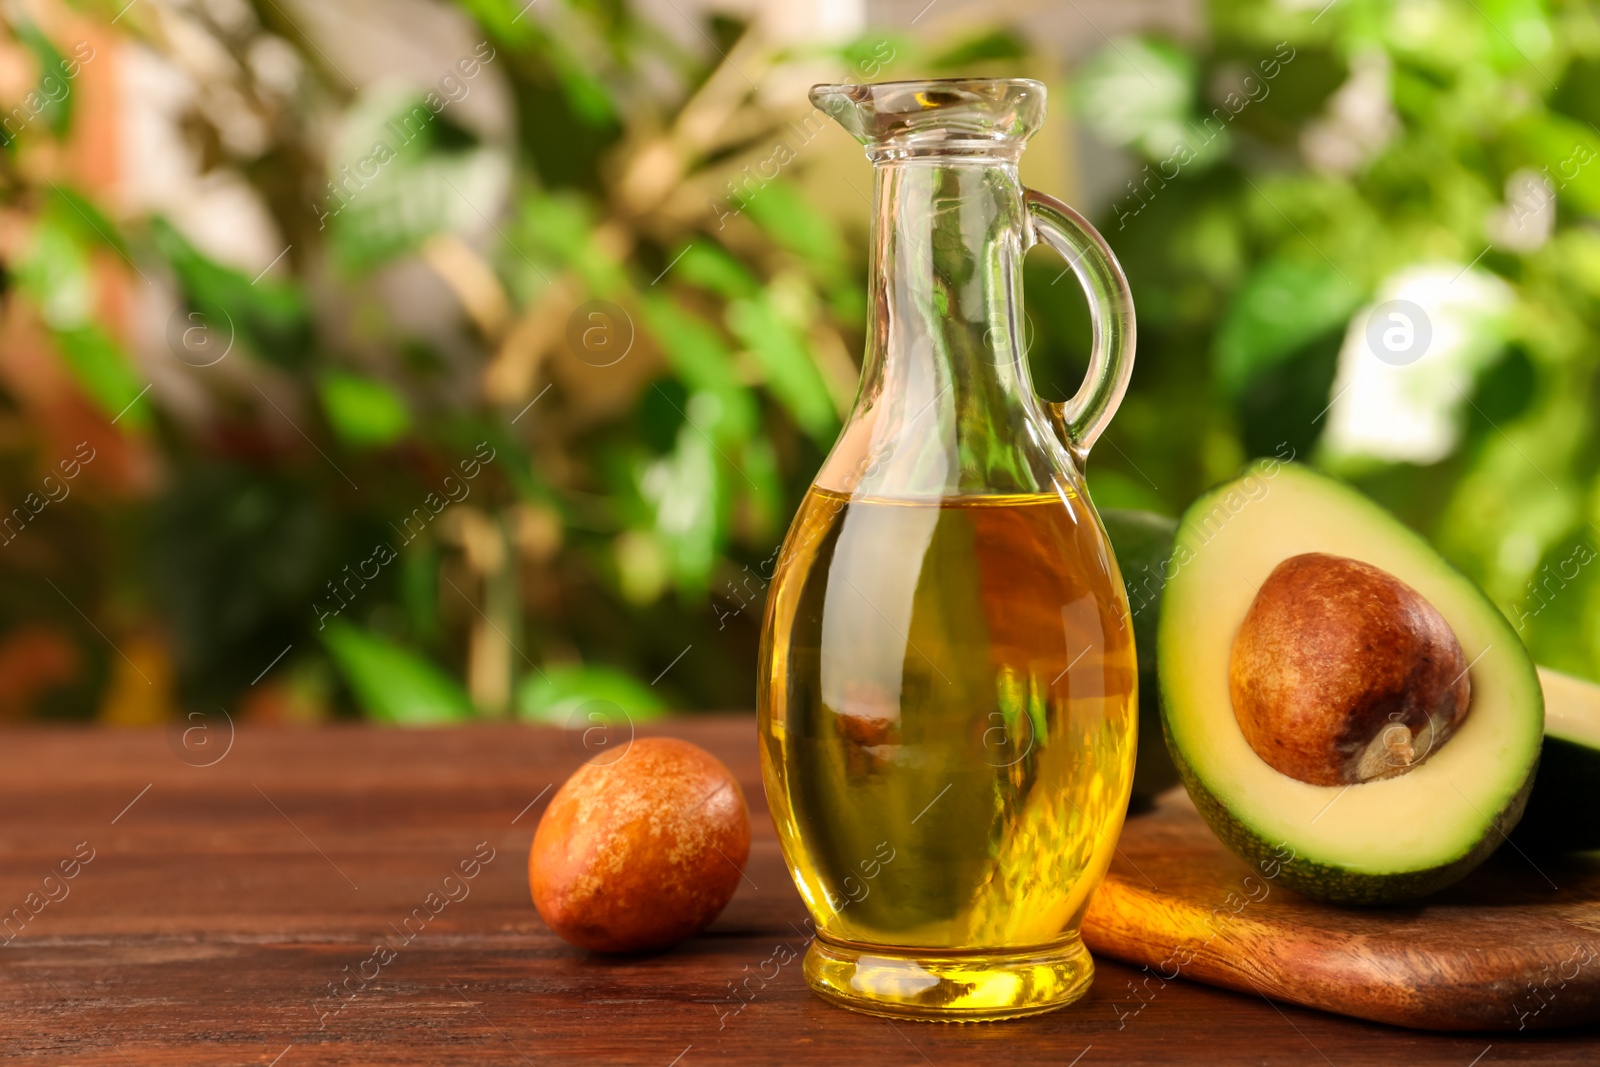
[1158,462,1544,904]
[1515,668,1600,852]
[1102,509,1181,807]
[1170,741,1534,904]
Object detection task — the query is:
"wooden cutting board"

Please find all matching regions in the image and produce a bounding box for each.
[1081,787,1600,1031]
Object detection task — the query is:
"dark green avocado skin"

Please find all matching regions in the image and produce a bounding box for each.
[1167,739,1540,905]
[1514,737,1600,852]
[1102,509,1181,810]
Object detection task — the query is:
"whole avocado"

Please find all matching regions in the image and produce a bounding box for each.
[1101,509,1181,810]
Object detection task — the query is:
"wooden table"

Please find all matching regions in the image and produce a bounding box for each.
[2,718,1594,1065]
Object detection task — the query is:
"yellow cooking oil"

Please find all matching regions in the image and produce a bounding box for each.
[758,486,1138,1021]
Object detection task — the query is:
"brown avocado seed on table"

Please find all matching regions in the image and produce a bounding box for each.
[1229,552,1472,786]
[530,738,751,953]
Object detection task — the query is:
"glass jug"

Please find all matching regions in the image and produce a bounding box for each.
[756,78,1139,1022]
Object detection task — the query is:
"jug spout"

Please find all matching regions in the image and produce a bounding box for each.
[810,78,1046,161]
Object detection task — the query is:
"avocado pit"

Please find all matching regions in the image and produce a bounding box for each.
[1229,552,1472,786]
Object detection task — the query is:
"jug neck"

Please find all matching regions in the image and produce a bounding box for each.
[809,150,1071,501]
[863,155,1033,406]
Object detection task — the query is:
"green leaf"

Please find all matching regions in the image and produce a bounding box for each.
[516,663,668,724]
[45,185,128,258]
[317,89,506,273]
[18,189,134,341]
[1087,468,1169,514]
[550,51,616,126]
[839,35,906,77]
[400,540,442,643]
[736,435,782,540]
[1075,38,1201,161]
[150,218,310,368]
[322,621,474,723]
[674,242,759,298]
[1473,0,1555,77]
[1508,114,1600,218]
[638,296,730,391]
[1214,259,1363,397]
[327,150,503,274]
[725,296,838,442]
[318,372,412,448]
[638,414,724,592]
[638,295,757,441]
[453,0,539,46]
[511,190,624,293]
[930,29,1027,69]
[13,23,74,139]
[17,214,94,328]
[741,181,847,282]
[52,326,150,430]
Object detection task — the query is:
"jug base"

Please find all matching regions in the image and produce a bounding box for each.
[803,933,1095,1022]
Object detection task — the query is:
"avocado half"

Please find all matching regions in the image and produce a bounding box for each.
[1514,667,1600,852]
[1159,462,1544,905]
[1101,509,1181,809]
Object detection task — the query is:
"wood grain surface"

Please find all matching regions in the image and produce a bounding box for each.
[1,718,1596,1065]
[1082,789,1600,1032]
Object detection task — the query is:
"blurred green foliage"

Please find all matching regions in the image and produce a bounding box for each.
[1058,0,1600,684]
[0,0,1594,725]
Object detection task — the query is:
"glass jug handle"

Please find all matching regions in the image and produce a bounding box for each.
[1023,189,1137,463]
